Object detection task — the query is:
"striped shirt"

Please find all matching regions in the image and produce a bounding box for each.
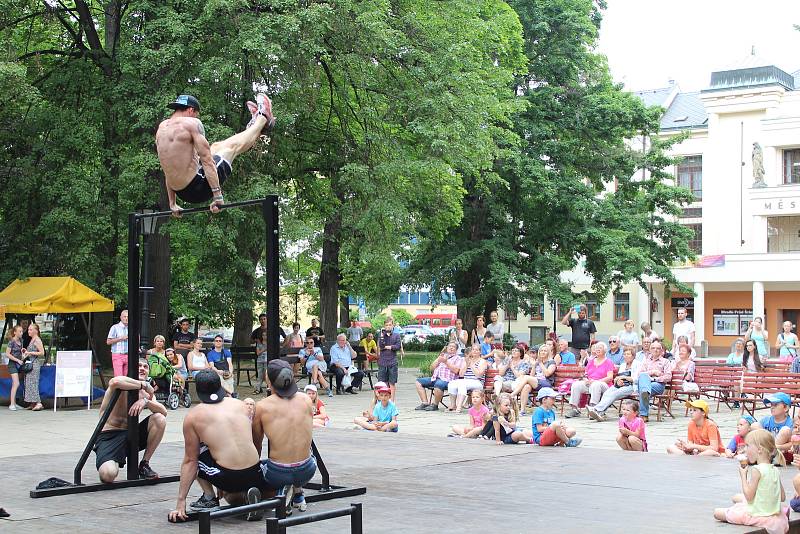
[107,322,128,354]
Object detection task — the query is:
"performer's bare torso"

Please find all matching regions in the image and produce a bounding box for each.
[155,116,204,191]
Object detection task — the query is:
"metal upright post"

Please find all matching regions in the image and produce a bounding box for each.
[351,503,363,534]
[264,196,280,360]
[126,212,141,480]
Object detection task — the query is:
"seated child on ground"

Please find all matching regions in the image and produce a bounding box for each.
[714,429,788,534]
[531,387,581,447]
[304,384,330,428]
[666,400,724,456]
[491,393,529,445]
[753,393,794,458]
[725,415,756,458]
[450,390,490,438]
[353,384,398,432]
[616,399,647,452]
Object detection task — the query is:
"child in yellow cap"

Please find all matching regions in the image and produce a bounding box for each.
[666,399,723,456]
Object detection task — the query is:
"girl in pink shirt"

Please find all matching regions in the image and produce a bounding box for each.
[616,399,647,452]
[450,390,490,438]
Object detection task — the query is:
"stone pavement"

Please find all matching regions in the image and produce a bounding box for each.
[0,368,797,533]
[0,367,759,459]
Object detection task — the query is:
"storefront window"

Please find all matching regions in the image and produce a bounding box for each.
[767,216,800,253]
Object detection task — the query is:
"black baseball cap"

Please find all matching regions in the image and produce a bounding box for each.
[267,359,297,398]
[167,94,201,111]
[195,369,226,404]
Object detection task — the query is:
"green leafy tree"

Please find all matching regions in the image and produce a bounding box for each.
[407,0,695,332]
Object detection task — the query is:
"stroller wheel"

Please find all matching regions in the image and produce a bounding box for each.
[182,392,192,408]
[167,393,180,410]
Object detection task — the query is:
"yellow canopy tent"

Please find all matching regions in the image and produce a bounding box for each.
[0,276,114,314]
[0,277,114,387]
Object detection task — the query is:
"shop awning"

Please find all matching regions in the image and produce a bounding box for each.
[0,277,114,314]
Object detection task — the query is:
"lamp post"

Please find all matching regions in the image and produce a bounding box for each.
[139,208,157,351]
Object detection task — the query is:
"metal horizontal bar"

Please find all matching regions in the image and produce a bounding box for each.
[135,198,268,220]
[29,474,180,498]
[209,498,282,520]
[305,486,366,503]
[277,505,356,527]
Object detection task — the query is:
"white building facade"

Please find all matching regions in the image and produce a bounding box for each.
[503,56,800,354]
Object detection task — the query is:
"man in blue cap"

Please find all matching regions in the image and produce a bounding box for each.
[155,93,275,216]
[753,391,793,455]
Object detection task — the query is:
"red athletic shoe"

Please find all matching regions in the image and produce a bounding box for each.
[246,93,275,131]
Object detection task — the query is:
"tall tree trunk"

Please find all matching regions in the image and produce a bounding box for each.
[339,294,350,328]
[92,311,113,370]
[319,214,342,337]
[233,270,256,347]
[150,175,172,343]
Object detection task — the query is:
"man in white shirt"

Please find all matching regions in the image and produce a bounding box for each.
[107,310,129,377]
[671,307,696,354]
[486,310,504,348]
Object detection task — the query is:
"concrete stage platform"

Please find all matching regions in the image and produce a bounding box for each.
[1,429,799,533]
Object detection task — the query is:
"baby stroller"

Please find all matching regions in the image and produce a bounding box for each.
[147,352,191,410]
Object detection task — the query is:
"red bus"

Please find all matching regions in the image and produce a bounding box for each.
[414,313,457,334]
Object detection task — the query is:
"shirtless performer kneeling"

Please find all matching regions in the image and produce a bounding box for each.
[155,93,275,217]
[168,370,266,523]
[94,358,167,483]
[252,360,317,516]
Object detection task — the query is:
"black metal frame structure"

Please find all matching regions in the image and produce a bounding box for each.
[31,197,280,497]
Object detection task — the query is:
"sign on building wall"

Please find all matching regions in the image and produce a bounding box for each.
[671,297,694,309]
[712,309,753,336]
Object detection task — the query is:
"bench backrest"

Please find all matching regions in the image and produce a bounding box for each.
[0,364,9,380]
[553,365,583,388]
[484,368,498,392]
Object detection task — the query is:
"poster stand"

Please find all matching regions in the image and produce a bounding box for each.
[54,350,93,411]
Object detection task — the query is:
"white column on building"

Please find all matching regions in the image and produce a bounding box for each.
[693,282,705,348]
[637,286,649,328]
[752,281,765,321]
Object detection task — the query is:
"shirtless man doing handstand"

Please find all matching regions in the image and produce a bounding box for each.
[252,360,317,517]
[155,93,275,217]
[168,370,266,523]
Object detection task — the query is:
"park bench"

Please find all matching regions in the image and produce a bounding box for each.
[231,345,258,386]
[483,368,498,405]
[552,364,584,416]
[728,371,800,417]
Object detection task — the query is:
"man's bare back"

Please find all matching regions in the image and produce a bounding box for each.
[185,398,259,469]
[253,393,314,464]
[155,117,204,191]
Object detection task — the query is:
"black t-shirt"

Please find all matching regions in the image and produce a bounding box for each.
[174,331,196,347]
[567,318,596,349]
[251,326,286,344]
[306,326,324,346]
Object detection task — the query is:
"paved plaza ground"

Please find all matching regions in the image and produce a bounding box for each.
[1,367,800,532]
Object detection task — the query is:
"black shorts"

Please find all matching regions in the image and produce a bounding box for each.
[94,416,150,469]
[197,445,266,493]
[175,155,232,203]
[378,364,398,384]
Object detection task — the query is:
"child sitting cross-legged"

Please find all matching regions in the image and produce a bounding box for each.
[450,389,490,438]
[714,429,788,534]
[491,393,530,445]
[725,415,756,458]
[616,399,647,452]
[304,384,330,428]
[531,387,581,447]
[353,384,398,432]
[666,399,724,456]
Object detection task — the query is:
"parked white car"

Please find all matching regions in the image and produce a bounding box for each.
[402,324,436,343]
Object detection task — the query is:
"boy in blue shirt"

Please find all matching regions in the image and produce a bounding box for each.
[481,332,495,358]
[532,387,581,447]
[755,392,793,454]
[353,385,398,432]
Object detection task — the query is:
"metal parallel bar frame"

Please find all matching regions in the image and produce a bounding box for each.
[266,503,363,534]
[198,498,284,534]
[185,485,366,523]
[73,389,121,485]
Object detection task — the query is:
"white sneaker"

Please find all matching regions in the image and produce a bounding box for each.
[9,405,18,411]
